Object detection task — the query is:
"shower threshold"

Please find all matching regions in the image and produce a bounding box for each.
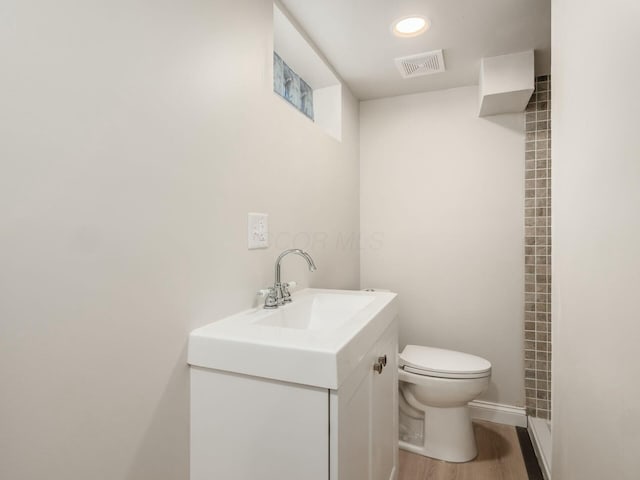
[528,416,552,480]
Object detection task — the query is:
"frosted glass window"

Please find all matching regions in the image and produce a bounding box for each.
[274,52,314,120]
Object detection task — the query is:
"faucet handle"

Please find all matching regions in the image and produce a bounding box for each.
[281,281,297,303]
[259,287,278,309]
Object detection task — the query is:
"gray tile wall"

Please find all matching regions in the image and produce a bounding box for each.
[524,75,552,420]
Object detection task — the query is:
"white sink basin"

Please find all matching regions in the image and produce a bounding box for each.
[255,293,376,330]
[188,289,397,389]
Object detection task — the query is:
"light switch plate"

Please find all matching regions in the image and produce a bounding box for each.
[248,213,268,249]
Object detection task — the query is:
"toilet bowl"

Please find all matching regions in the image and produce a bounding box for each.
[398,345,491,463]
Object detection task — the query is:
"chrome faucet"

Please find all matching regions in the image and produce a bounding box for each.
[263,249,317,309]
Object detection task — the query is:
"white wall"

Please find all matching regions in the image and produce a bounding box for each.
[0,1,360,479]
[360,86,524,407]
[552,1,640,478]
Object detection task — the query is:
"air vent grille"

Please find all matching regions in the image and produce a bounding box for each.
[395,50,445,79]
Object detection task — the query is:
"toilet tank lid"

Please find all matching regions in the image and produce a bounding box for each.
[399,345,491,376]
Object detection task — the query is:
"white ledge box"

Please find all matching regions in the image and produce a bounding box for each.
[478,50,534,117]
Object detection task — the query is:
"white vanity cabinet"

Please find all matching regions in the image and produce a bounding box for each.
[189,289,398,480]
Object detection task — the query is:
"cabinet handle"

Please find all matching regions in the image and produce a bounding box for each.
[378,355,387,367]
[373,360,384,374]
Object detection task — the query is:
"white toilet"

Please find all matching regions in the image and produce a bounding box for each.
[398,345,491,463]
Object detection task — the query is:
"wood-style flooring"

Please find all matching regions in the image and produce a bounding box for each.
[398,421,529,480]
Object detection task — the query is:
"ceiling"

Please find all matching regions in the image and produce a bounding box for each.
[279,0,551,100]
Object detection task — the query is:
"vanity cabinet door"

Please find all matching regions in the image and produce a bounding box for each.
[335,368,371,480]
[330,319,398,480]
[191,368,328,480]
[371,328,399,480]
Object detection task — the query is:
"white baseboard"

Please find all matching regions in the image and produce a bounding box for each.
[469,400,528,427]
[528,416,552,480]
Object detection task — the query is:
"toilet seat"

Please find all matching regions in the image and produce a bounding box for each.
[399,345,491,379]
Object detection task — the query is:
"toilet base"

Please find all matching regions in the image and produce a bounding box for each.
[399,404,477,463]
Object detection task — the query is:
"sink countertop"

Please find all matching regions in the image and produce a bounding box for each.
[188,288,398,389]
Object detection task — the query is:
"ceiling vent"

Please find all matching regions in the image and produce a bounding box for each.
[395,49,445,79]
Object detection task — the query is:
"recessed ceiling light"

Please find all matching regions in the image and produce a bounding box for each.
[392,16,430,37]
